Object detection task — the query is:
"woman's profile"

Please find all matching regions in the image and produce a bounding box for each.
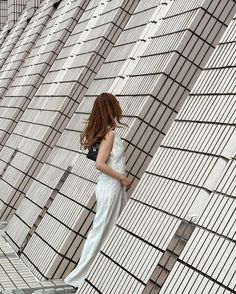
[64,92,131,289]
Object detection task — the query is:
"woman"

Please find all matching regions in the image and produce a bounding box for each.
[64,93,131,289]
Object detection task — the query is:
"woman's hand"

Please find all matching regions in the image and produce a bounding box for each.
[120,175,132,191]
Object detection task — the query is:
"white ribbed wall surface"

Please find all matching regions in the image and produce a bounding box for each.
[78,10,236,294]
[0,23,9,48]
[3,0,235,283]
[0,8,28,71]
[158,14,236,294]
[3,0,140,279]
[0,0,54,102]
[75,2,236,292]
[0,0,235,292]
[0,0,7,29]
[7,0,27,29]
[6,0,163,279]
[0,0,90,219]
[26,0,44,19]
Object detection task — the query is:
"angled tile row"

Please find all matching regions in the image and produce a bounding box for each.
[0,8,28,71]
[0,0,235,292]
[0,0,7,29]
[0,0,90,219]
[78,2,236,293]
[3,0,139,280]
[0,0,54,101]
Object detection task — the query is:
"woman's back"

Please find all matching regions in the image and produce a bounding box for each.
[106,130,126,175]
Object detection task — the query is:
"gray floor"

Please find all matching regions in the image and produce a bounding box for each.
[1,286,76,294]
[0,222,76,294]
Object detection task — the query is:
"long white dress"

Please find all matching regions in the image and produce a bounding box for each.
[64,130,128,289]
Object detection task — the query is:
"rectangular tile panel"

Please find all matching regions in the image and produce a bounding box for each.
[4,0,139,280]
[77,4,236,293]
[0,0,90,220]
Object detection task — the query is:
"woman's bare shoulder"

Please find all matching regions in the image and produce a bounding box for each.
[104,129,115,141]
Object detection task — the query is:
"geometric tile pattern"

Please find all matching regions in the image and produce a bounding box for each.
[8,0,27,29]
[143,221,195,293]
[0,8,28,72]
[3,0,140,280]
[0,0,7,29]
[1,288,75,294]
[12,0,171,282]
[0,21,9,48]
[0,0,235,293]
[87,8,235,294]
[77,2,236,293]
[3,0,194,283]
[0,0,89,151]
[26,0,44,19]
[0,0,90,220]
[0,0,54,103]
[158,14,236,292]
[0,222,75,293]
[5,0,161,281]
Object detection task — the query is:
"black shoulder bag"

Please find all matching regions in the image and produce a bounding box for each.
[86,145,99,161]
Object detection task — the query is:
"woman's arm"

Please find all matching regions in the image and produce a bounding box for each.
[95,130,131,191]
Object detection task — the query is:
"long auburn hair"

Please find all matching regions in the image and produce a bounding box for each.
[80,93,127,150]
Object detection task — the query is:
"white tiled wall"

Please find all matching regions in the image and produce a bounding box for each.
[0,0,235,292]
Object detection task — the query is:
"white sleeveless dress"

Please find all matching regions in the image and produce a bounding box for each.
[64,130,128,288]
